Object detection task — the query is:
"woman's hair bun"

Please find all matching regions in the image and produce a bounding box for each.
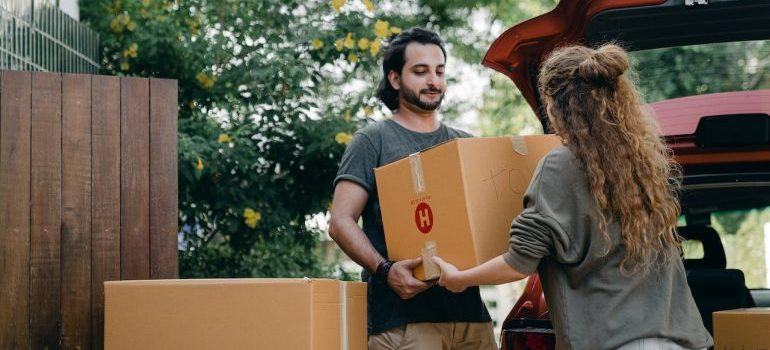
[576,44,629,86]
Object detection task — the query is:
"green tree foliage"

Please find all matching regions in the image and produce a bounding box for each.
[460,0,557,136]
[82,0,769,281]
[83,0,572,279]
[81,0,414,278]
[477,75,545,136]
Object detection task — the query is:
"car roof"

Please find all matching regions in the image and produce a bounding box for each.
[482,0,770,131]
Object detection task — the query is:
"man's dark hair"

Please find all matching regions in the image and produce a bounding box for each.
[376,27,447,111]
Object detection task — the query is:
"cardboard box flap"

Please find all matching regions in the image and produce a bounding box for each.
[312,279,341,350]
[374,138,461,173]
[342,282,367,350]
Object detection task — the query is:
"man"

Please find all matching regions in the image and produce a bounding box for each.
[329,27,496,350]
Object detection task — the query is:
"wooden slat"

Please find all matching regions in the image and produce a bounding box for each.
[91,75,121,350]
[0,71,31,349]
[61,74,92,350]
[150,79,179,279]
[121,77,150,280]
[30,72,62,350]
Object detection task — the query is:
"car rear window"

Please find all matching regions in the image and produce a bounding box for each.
[630,39,770,103]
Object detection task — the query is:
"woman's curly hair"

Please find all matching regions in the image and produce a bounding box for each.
[538,43,682,274]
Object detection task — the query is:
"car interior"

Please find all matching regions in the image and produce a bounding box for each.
[678,173,770,320]
[677,225,756,334]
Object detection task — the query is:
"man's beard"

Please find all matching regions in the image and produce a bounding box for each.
[400,85,444,111]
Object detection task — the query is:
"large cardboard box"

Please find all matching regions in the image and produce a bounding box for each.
[375,135,561,280]
[104,279,367,350]
[713,308,770,349]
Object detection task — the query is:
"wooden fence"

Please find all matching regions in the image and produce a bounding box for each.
[0,71,179,350]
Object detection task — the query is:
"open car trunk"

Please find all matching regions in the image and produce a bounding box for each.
[485,1,770,348]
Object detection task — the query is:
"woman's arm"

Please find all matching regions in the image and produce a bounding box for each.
[432,255,528,293]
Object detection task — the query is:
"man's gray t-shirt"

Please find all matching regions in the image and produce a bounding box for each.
[334,119,491,335]
[504,146,713,350]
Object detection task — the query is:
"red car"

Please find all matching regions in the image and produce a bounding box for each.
[482,0,770,348]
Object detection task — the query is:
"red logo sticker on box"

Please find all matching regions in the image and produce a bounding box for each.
[414,202,433,234]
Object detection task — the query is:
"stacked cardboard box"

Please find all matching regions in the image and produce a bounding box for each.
[104,279,366,350]
[376,135,561,280]
[713,308,770,349]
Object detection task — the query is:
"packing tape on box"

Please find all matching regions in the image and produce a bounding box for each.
[409,152,426,193]
[421,241,440,280]
[340,283,348,350]
[511,135,528,155]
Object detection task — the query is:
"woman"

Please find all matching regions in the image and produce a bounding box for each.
[432,44,713,350]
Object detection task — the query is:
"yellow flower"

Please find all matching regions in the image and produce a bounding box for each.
[331,0,346,12]
[126,20,136,31]
[363,106,373,116]
[120,62,129,71]
[124,43,138,58]
[120,14,130,25]
[196,72,215,89]
[357,38,370,50]
[334,39,344,51]
[110,18,123,33]
[243,208,262,228]
[311,38,324,49]
[374,20,389,38]
[218,133,232,144]
[362,0,374,12]
[390,26,401,34]
[186,18,200,34]
[143,0,152,6]
[196,158,204,171]
[335,132,353,145]
[347,52,359,63]
[344,33,355,49]
[369,39,380,56]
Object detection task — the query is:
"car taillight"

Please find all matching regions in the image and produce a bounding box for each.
[502,328,556,350]
[500,274,555,350]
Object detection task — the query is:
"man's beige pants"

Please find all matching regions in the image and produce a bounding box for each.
[368,322,497,350]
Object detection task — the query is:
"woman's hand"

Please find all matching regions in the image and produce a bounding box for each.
[432,256,468,293]
[433,255,527,292]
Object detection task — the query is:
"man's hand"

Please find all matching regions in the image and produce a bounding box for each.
[432,256,468,293]
[387,257,434,299]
